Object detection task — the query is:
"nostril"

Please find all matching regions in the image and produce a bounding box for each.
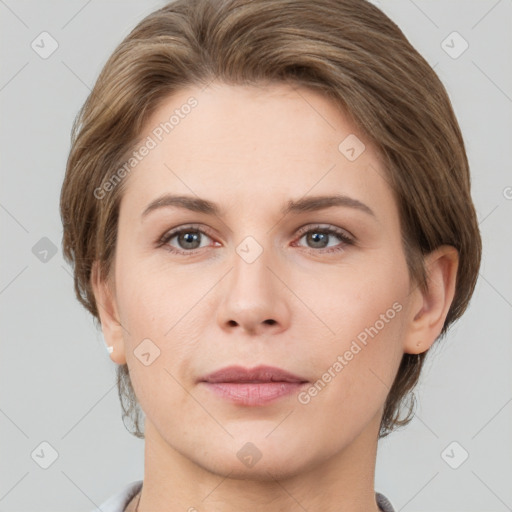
[264,319,277,325]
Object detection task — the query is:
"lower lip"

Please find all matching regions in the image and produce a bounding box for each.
[202,382,307,405]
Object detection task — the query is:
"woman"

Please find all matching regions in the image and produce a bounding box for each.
[60,0,481,510]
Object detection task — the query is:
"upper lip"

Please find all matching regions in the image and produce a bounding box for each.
[200,365,308,384]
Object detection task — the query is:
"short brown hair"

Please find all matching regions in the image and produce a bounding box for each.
[60,0,482,439]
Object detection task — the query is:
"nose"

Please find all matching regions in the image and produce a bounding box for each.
[215,242,291,336]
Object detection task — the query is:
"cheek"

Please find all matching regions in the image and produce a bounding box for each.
[116,275,202,422]
[296,303,405,441]
[308,298,404,394]
[297,256,408,405]
[113,253,210,387]
[115,250,201,333]
[305,251,409,343]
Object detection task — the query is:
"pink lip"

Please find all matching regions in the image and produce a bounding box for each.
[199,365,308,406]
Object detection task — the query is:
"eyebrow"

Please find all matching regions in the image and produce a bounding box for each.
[141,193,375,219]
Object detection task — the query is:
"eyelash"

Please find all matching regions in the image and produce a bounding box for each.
[156,223,355,255]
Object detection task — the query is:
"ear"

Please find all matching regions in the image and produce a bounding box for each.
[403,245,459,354]
[90,261,127,364]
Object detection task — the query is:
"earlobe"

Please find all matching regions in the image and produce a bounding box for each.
[403,245,459,354]
[90,261,127,365]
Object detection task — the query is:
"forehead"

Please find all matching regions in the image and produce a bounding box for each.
[119,81,396,223]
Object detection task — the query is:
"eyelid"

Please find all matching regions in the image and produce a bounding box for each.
[158,223,213,244]
[294,223,355,243]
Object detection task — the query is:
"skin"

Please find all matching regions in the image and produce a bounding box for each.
[92,82,458,512]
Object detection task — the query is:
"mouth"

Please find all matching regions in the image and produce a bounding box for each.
[199,365,309,406]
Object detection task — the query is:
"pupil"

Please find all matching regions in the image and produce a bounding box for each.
[180,231,200,249]
[308,232,327,248]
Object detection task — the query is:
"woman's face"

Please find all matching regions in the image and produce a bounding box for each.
[103,82,419,477]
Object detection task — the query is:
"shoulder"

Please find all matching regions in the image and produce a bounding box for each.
[376,491,396,512]
[92,480,143,512]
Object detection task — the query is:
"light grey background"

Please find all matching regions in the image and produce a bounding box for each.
[1,1,511,511]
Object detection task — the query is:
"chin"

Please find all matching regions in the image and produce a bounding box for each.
[184,434,316,481]
[199,452,310,482]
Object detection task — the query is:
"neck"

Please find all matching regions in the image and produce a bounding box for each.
[135,411,383,512]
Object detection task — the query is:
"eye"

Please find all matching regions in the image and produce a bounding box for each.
[293,224,354,254]
[157,223,354,256]
[158,224,216,254]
